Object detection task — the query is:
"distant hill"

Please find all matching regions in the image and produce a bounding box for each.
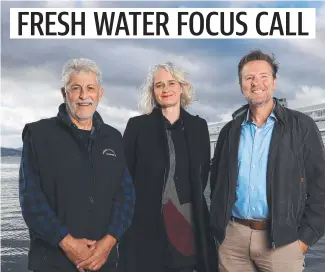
[1,147,22,157]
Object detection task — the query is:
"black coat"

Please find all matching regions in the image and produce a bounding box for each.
[210,99,325,249]
[118,107,217,272]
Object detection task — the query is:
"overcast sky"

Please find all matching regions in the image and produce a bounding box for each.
[1,0,325,148]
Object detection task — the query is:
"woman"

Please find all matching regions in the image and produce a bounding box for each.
[118,62,217,272]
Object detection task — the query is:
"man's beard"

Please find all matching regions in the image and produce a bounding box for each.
[244,93,273,108]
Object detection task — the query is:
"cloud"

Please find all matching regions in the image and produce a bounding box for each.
[288,85,325,109]
[44,0,105,8]
[283,4,325,61]
[0,72,140,143]
[1,1,325,147]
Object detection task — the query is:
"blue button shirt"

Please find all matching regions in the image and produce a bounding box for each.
[232,108,277,220]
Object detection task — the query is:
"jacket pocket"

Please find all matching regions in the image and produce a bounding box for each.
[296,157,307,222]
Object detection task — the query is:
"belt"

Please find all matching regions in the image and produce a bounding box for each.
[231,216,269,230]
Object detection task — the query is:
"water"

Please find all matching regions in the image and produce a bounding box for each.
[1,157,324,271]
[1,157,30,271]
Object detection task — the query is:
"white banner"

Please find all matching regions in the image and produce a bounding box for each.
[10,8,316,39]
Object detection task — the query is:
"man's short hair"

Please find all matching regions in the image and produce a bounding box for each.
[238,49,279,84]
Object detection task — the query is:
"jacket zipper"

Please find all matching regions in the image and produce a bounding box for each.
[225,173,231,227]
[224,126,239,231]
[269,123,283,250]
[88,130,95,214]
[224,134,233,232]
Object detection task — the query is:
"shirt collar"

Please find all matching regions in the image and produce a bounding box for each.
[242,99,277,126]
[163,115,183,130]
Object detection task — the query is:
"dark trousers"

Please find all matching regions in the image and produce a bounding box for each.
[164,266,196,272]
[34,268,119,272]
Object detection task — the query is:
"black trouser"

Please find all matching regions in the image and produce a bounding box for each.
[164,266,196,272]
[34,268,119,272]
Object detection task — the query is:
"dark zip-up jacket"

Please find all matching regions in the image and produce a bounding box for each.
[210,98,325,249]
[19,103,135,271]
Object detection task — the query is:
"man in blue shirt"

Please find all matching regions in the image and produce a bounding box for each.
[210,50,325,272]
[232,107,276,222]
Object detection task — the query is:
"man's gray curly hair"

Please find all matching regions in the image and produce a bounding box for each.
[61,58,102,88]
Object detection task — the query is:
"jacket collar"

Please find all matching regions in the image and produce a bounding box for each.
[151,106,193,126]
[57,103,104,131]
[232,97,285,124]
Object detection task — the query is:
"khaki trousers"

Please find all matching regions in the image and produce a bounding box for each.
[218,220,305,272]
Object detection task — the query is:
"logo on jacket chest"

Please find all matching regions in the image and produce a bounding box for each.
[102,148,116,157]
